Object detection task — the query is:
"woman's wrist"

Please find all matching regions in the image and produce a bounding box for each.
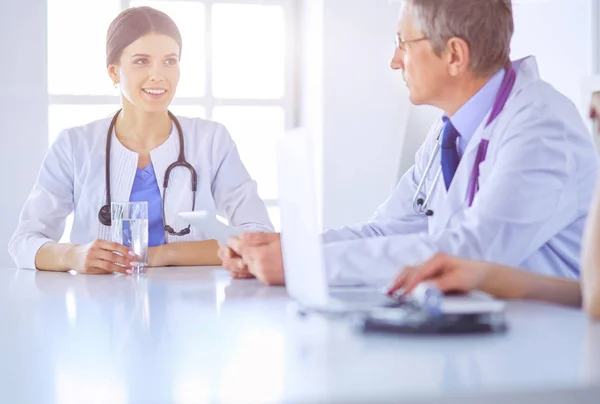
[478,263,528,300]
[61,244,79,271]
[477,263,508,297]
[149,244,171,267]
[35,242,76,272]
[59,246,71,271]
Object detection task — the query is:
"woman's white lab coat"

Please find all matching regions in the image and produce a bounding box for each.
[322,56,599,286]
[9,115,274,269]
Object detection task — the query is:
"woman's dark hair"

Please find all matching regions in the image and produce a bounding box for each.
[106,6,182,66]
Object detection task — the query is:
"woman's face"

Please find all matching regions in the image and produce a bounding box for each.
[108,33,180,113]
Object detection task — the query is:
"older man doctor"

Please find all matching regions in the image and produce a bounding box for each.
[219,0,599,286]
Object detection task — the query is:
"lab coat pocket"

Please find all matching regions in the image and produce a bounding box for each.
[171,188,218,242]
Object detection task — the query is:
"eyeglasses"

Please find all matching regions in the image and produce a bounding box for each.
[395,35,429,51]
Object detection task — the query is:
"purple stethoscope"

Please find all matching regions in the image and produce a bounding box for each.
[413,66,517,217]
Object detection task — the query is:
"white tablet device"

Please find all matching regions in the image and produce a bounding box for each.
[178,211,241,243]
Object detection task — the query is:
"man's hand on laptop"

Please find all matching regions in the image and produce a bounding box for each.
[230,232,285,286]
[217,241,254,279]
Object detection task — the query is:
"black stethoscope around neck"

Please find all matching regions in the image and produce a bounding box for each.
[98,109,198,236]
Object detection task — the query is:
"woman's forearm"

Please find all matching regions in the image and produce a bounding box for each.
[151,240,221,267]
[35,242,75,272]
[581,178,600,319]
[480,265,582,307]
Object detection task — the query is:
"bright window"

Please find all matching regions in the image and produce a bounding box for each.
[48,0,296,235]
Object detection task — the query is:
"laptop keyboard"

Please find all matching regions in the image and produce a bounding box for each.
[329,290,406,308]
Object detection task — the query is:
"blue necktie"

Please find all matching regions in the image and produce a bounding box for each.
[441,118,460,190]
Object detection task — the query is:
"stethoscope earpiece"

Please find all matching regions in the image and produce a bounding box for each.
[98,204,112,227]
[415,198,434,216]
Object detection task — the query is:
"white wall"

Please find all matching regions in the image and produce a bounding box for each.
[511,0,594,109]
[301,0,410,230]
[512,0,597,151]
[300,0,325,229]
[397,105,440,178]
[0,0,48,267]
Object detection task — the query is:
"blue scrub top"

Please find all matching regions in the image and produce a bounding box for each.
[129,163,167,247]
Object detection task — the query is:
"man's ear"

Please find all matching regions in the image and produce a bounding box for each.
[445,37,470,77]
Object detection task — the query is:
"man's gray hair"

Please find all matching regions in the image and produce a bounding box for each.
[406,0,514,76]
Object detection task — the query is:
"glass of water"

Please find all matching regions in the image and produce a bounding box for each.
[111,201,149,274]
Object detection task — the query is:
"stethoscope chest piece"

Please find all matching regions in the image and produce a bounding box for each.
[98,204,112,227]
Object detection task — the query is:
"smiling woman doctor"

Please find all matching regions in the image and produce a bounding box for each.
[220,0,599,287]
[9,6,273,274]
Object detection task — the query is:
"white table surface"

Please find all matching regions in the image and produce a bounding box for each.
[1,266,599,404]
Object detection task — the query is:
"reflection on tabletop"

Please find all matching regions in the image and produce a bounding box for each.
[1,267,600,403]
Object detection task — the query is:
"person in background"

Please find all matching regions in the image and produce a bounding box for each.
[9,6,273,274]
[589,91,600,135]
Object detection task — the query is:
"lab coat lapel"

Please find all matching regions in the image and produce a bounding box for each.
[150,128,195,243]
[150,130,179,215]
[150,132,178,201]
[110,133,138,206]
[428,56,540,235]
[96,131,138,241]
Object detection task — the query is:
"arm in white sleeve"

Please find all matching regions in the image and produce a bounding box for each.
[211,124,274,233]
[580,180,600,318]
[8,131,75,269]
[321,130,434,244]
[323,104,585,286]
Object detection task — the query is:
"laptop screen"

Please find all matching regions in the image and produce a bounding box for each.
[276,129,329,306]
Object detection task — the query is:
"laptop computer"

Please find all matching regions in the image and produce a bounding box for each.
[275,129,413,313]
[275,128,506,316]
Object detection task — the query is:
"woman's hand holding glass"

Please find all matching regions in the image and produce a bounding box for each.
[65,239,135,274]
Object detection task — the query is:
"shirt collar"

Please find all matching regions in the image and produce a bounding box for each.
[447,68,505,144]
